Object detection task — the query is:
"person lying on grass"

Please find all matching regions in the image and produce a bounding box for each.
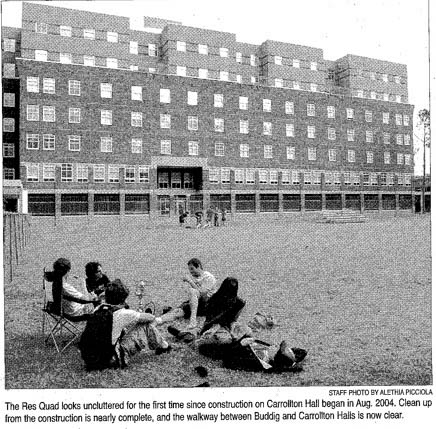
[160,258,218,329]
[79,279,171,371]
[168,277,307,372]
[85,261,110,296]
[44,258,100,320]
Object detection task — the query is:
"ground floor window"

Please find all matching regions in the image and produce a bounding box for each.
[235,194,255,213]
[125,194,149,214]
[345,194,361,211]
[305,194,322,211]
[325,194,342,210]
[61,194,88,215]
[260,194,279,212]
[283,194,301,211]
[399,195,412,210]
[28,194,55,216]
[210,194,231,212]
[94,194,120,215]
[382,194,396,210]
[364,194,379,211]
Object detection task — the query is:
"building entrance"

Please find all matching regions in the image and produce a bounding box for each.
[158,196,170,216]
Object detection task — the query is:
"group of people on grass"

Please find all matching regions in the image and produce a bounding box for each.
[44,257,306,372]
[180,206,227,228]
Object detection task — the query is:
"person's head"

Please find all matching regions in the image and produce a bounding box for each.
[105,279,129,305]
[217,277,238,300]
[45,258,71,282]
[85,261,103,280]
[187,258,203,277]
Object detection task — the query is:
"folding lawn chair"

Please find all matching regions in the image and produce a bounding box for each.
[42,268,86,353]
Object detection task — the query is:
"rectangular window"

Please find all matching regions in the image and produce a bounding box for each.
[27,77,39,93]
[219,71,229,81]
[250,55,256,66]
[240,144,249,158]
[101,110,113,125]
[160,88,170,103]
[3,118,14,132]
[69,80,81,96]
[128,41,139,55]
[307,104,315,116]
[310,83,318,92]
[124,166,135,183]
[198,68,208,79]
[139,166,149,183]
[176,66,186,76]
[292,171,300,185]
[343,172,351,186]
[263,99,272,112]
[84,29,95,40]
[3,38,16,52]
[259,170,268,184]
[382,73,388,82]
[68,135,81,151]
[101,83,113,98]
[107,32,118,43]
[293,81,300,90]
[384,152,391,164]
[383,93,389,101]
[396,134,403,145]
[236,52,242,63]
[160,114,171,129]
[348,150,355,162]
[27,105,39,121]
[215,118,224,132]
[35,22,48,34]
[328,128,336,140]
[275,78,283,88]
[383,112,390,124]
[188,141,199,156]
[3,63,15,77]
[366,151,374,163]
[108,165,119,183]
[274,55,282,65]
[187,91,198,106]
[131,86,142,101]
[60,53,72,64]
[188,116,198,131]
[308,147,316,160]
[69,107,81,123]
[100,137,112,153]
[214,94,223,108]
[293,59,300,68]
[347,129,355,142]
[220,47,229,58]
[310,62,317,71]
[264,145,273,158]
[246,169,255,184]
[35,50,48,61]
[209,168,219,184]
[106,58,118,69]
[42,106,55,122]
[270,170,278,185]
[41,134,55,151]
[198,44,208,55]
[282,171,290,185]
[404,134,411,146]
[3,93,15,107]
[177,41,186,51]
[346,108,354,119]
[307,125,315,139]
[42,164,55,182]
[327,106,336,119]
[286,124,294,137]
[403,115,410,126]
[404,155,411,166]
[94,165,105,182]
[131,112,143,127]
[328,149,337,162]
[221,168,230,184]
[27,164,39,182]
[215,142,224,156]
[383,132,391,144]
[366,130,374,143]
[365,110,373,122]
[131,138,142,153]
[3,142,15,157]
[234,169,244,184]
[42,78,55,94]
[60,25,72,37]
[287,146,295,160]
[148,44,157,56]
[251,76,257,84]
[239,96,248,110]
[395,114,403,126]
[160,140,171,155]
[27,133,39,150]
[84,55,95,66]
[61,163,73,182]
[370,91,377,99]
[397,153,404,164]
[285,101,294,115]
[263,122,272,135]
[77,165,88,182]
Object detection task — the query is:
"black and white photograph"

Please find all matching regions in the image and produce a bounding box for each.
[1,0,433,426]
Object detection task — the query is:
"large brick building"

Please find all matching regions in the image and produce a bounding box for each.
[2,2,415,217]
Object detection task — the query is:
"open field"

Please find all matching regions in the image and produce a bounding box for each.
[3,213,432,388]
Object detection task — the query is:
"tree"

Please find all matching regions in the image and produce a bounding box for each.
[418,109,430,213]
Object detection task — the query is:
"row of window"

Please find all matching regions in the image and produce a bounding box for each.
[208,168,412,186]
[24,162,150,183]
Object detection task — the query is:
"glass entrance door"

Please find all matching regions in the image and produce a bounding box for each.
[158,196,170,216]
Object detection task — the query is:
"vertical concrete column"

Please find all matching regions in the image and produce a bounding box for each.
[378,192,383,212]
[278,192,283,214]
[278,171,283,214]
[230,191,236,216]
[341,193,346,210]
[395,193,400,213]
[149,192,158,219]
[169,195,175,217]
[88,191,94,216]
[120,191,125,217]
[21,190,28,214]
[300,193,306,213]
[55,192,62,219]
[321,192,326,211]
[203,192,210,211]
[255,192,260,213]
[360,193,365,213]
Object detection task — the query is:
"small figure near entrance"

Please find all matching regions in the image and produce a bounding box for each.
[179,211,189,226]
[221,209,227,226]
[195,211,203,228]
[214,207,220,227]
[204,206,214,228]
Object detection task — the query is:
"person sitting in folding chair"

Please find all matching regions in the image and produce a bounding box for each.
[45,258,100,320]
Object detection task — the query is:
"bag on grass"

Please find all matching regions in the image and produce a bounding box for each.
[78,304,119,371]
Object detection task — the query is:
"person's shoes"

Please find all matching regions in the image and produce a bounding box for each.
[180,332,196,343]
[195,366,208,378]
[155,345,172,355]
[162,306,173,315]
[168,326,181,337]
[291,347,307,363]
[145,307,153,314]
[273,340,297,369]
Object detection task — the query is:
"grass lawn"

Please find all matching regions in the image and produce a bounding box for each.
[4,214,432,388]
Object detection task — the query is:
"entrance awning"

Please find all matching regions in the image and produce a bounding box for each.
[151,156,208,168]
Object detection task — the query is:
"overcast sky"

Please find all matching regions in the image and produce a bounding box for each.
[1,0,430,173]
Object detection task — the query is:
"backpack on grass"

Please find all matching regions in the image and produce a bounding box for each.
[78,304,120,371]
